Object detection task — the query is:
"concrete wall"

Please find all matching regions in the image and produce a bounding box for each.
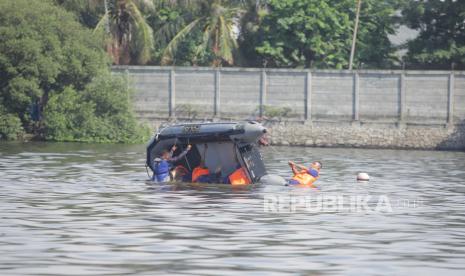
[455,75,465,122]
[113,66,465,125]
[266,121,465,150]
[126,68,170,117]
[113,66,465,150]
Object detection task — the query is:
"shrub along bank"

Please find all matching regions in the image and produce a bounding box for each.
[0,0,149,143]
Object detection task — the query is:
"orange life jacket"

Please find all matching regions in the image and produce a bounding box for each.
[229,167,251,185]
[291,169,318,186]
[192,167,210,182]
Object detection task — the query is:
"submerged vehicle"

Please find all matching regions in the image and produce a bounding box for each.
[146,121,280,184]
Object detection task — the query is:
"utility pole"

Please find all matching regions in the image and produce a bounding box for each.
[349,0,362,70]
[104,0,110,34]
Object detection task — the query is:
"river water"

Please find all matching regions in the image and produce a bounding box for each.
[1,142,465,275]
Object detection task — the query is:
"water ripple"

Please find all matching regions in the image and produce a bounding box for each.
[0,142,464,275]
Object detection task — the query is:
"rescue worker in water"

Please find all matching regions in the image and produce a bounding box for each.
[191,144,251,185]
[191,144,210,183]
[287,160,322,187]
[152,144,192,182]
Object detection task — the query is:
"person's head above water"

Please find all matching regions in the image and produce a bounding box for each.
[159,145,178,159]
[311,161,322,170]
[159,144,192,160]
[161,149,171,159]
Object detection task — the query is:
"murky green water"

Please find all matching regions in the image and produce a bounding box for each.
[1,142,465,275]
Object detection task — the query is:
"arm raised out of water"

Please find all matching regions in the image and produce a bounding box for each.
[167,145,192,163]
[288,161,303,175]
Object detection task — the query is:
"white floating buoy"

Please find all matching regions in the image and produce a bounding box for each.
[357,172,370,181]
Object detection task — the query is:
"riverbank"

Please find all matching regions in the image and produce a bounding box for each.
[265,120,465,150]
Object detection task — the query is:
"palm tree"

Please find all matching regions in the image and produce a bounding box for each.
[95,0,154,64]
[161,0,243,66]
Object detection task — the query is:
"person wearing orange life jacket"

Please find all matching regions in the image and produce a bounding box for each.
[228,165,251,185]
[287,161,322,187]
[191,144,211,183]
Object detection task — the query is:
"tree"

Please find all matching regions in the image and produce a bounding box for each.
[44,75,149,143]
[54,0,102,28]
[56,0,155,65]
[146,1,215,65]
[0,0,148,142]
[249,0,353,68]
[238,0,401,69]
[0,0,106,126]
[237,0,269,67]
[402,0,465,69]
[54,0,403,68]
[94,0,155,65]
[161,0,243,66]
[347,0,402,69]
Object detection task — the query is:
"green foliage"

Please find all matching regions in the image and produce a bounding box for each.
[241,0,400,69]
[0,0,107,125]
[94,0,155,65]
[54,0,464,70]
[402,0,465,69]
[0,0,149,143]
[59,0,156,64]
[54,0,102,28]
[250,0,353,68]
[153,24,216,66]
[161,0,243,66]
[54,0,404,69]
[237,1,269,67]
[0,109,24,140]
[44,76,150,143]
[351,0,402,68]
[168,29,216,66]
[145,1,217,66]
